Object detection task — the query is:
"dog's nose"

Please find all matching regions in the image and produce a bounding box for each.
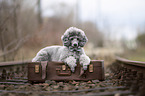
[74,43,78,46]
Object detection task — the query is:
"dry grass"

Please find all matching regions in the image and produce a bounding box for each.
[14,47,39,61]
[121,46,145,62]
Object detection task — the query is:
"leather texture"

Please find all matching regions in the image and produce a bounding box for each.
[28,60,105,83]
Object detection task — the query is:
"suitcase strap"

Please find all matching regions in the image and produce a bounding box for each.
[79,67,87,78]
[79,64,94,78]
[79,67,84,76]
[41,61,48,79]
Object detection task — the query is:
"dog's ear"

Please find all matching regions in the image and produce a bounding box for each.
[79,35,88,47]
[61,35,70,47]
[61,35,64,41]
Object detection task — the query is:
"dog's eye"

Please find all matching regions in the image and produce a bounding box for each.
[70,38,74,40]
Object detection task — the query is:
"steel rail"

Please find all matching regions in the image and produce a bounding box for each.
[0,60,30,66]
[116,56,145,68]
[0,86,127,93]
[115,56,145,79]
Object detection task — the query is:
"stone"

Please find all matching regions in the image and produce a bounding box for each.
[53,85,59,89]
[92,80,100,83]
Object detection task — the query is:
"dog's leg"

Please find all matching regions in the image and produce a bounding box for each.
[32,56,48,62]
[79,54,90,70]
[32,51,50,62]
[62,56,77,72]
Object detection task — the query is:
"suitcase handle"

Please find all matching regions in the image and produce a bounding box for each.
[56,65,71,76]
[56,71,71,76]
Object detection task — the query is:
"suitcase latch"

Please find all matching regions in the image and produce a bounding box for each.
[35,65,39,73]
[62,65,66,70]
[89,64,93,72]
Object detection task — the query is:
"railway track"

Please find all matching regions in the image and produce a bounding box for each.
[0,57,144,96]
[110,56,145,96]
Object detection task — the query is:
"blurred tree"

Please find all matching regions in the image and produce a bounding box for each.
[136,33,145,47]
[81,21,104,47]
[27,1,104,49]
[0,0,39,61]
[37,0,42,25]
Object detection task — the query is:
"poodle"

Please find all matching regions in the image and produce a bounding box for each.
[32,27,90,72]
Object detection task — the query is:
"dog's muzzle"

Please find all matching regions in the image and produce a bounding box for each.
[72,39,78,47]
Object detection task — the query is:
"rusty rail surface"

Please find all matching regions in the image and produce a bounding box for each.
[0,60,29,80]
[112,56,145,96]
[115,56,145,80]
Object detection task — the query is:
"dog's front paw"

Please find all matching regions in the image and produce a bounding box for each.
[65,56,77,72]
[80,55,90,70]
[83,65,88,70]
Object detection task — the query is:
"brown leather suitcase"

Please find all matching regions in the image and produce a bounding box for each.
[28,60,105,83]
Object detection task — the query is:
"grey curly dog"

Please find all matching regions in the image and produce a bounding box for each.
[32,27,90,72]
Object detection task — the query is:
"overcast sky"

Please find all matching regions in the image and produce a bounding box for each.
[41,0,145,40]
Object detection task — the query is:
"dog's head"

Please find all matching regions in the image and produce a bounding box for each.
[61,27,88,51]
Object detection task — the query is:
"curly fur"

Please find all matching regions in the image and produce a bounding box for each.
[32,27,90,72]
